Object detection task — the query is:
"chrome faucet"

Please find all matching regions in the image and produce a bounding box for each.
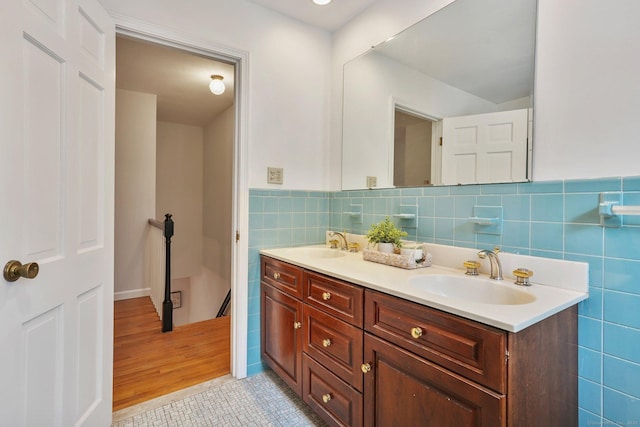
[477,248,503,280]
[328,230,348,250]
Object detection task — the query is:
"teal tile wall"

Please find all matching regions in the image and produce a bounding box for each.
[247,190,331,375]
[248,177,640,425]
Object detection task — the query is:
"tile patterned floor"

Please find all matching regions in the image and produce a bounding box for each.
[112,370,327,426]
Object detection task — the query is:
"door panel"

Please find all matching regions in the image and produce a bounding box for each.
[0,0,114,425]
[23,306,64,426]
[24,35,64,259]
[442,109,528,185]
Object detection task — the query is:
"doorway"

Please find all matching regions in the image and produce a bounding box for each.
[393,108,440,187]
[113,32,241,409]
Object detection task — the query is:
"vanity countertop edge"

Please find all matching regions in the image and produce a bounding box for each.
[259,245,589,333]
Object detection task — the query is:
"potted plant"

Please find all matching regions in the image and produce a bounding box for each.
[366,217,408,253]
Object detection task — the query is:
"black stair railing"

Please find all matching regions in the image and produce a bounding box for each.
[162,213,174,332]
[216,289,231,318]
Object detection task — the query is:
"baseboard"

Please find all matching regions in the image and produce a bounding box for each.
[114,288,151,301]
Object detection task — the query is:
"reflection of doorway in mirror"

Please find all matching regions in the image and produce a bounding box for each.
[393,109,440,187]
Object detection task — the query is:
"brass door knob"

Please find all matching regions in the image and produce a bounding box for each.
[322,291,331,301]
[4,260,39,282]
[322,393,332,403]
[322,338,332,347]
[411,327,423,339]
[361,363,372,374]
[293,321,302,330]
[273,272,281,280]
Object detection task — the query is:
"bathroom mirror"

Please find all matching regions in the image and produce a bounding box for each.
[342,0,537,190]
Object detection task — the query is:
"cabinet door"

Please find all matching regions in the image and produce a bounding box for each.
[262,283,304,395]
[363,333,505,427]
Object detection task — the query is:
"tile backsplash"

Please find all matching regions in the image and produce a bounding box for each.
[248,176,640,426]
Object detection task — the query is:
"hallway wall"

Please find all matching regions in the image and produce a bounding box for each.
[201,105,235,321]
[156,121,204,279]
[114,89,157,298]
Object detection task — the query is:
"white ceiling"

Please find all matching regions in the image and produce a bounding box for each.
[374,0,536,104]
[116,36,235,127]
[246,0,378,32]
[115,1,374,126]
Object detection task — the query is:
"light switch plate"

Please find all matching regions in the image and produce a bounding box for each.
[268,167,283,184]
[366,176,377,188]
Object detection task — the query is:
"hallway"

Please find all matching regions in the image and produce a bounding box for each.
[113,297,230,411]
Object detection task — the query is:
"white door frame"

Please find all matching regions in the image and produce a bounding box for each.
[110,13,250,378]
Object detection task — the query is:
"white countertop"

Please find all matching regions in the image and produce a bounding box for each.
[260,245,589,333]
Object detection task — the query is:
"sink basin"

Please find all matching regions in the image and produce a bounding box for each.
[408,275,536,305]
[281,247,347,259]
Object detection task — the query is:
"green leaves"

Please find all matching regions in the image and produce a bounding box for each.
[366,217,408,247]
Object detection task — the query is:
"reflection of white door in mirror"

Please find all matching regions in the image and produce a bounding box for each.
[441,109,528,185]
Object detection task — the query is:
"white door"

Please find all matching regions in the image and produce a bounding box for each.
[0,0,115,425]
[441,109,528,185]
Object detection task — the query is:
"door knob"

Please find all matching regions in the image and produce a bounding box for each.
[4,260,39,282]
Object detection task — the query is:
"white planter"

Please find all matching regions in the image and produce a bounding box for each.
[377,242,395,254]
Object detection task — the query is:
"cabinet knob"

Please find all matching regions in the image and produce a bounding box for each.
[322,338,332,348]
[322,393,332,403]
[361,363,372,374]
[293,321,302,330]
[410,327,423,339]
[322,291,331,301]
[273,272,280,280]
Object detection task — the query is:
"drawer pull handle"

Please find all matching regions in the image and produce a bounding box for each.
[322,338,332,347]
[411,327,423,339]
[322,291,331,301]
[273,272,281,280]
[361,363,372,374]
[322,393,332,403]
[293,321,302,330]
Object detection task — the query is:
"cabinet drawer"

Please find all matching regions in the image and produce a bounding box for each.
[304,271,363,327]
[261,256,304,299]
[365,289,507,393]
[303,353,363,427]
[303,304,363,391]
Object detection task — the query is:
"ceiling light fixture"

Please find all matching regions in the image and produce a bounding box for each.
[209,74,225,95]
[313,0,331,5]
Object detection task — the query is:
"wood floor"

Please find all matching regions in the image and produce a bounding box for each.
[113,297,231,411]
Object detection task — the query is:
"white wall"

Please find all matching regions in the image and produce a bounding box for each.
[201,106,235,321]
[101,0,332,191]
[533,0,640,180]
[114,89,157,298]
[156,121,203,280]
[333,0,640,185]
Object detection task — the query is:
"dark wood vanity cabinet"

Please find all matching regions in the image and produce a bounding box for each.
[260,255,578,427]
[261,256,364,426]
